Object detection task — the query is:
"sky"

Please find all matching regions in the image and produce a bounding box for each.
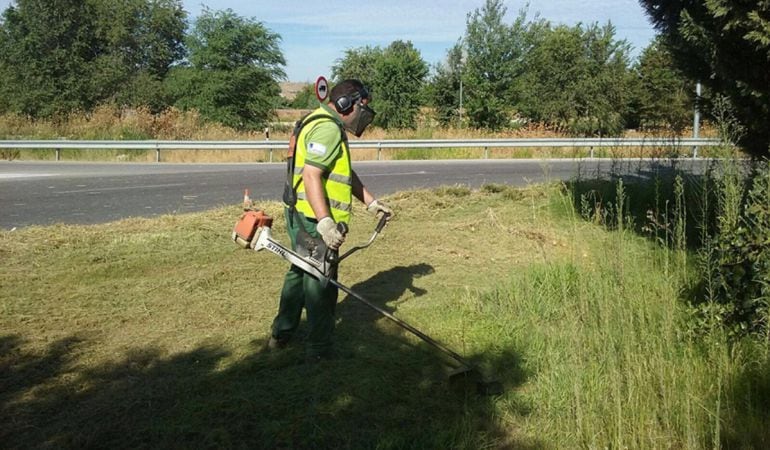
[0,0,658,82]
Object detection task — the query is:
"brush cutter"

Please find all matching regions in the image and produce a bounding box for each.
[232,208,502,396]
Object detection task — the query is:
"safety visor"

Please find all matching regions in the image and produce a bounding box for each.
[356,86,371,102]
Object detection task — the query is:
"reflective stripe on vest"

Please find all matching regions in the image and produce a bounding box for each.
[293,166,353,186]
[292,109,352,224]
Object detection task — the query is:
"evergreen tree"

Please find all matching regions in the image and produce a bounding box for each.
[634,37,695,133]
[640,0,770,156]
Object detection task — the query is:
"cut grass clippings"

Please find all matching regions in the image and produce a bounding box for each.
[1,183,767,448]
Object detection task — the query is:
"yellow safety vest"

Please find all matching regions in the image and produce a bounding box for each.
[293,108,352,224]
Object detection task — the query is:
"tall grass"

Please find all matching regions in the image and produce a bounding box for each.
[559,143,770,447]
[465,189,719,447]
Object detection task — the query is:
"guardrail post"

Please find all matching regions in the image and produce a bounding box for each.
[692,146,698,158]
[55,147,61,161]
[269,148,273,163]
[484,147,489,159]
[377,142,382,161]
[590,146,595,159]
[155,143,161,163]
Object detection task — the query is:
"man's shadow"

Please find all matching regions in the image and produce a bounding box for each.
[333,263,468,379]
[336,263,435,323]
[2,262,536,448]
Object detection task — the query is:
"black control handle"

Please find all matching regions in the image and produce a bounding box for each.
[324,221,348,264]
[337,221,349,235]
[375,212,391,233]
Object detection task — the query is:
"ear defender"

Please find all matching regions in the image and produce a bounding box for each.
[334,92,359,114]
[333,86,369,114]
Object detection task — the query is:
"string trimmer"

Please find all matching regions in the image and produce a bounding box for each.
[232,207,502,395]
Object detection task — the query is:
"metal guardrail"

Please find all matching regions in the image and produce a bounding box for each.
[0,137,722,162]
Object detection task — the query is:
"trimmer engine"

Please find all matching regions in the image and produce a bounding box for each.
[232,208,337,282]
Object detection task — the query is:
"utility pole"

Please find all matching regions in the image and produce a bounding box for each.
[693,82,701,138]
[458,46,467,128]
[693,82,702,158]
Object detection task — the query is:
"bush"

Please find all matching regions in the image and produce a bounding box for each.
[1,148,20,160]
[700,161,770,333]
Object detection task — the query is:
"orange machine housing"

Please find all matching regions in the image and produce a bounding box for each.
[232,209,274,248]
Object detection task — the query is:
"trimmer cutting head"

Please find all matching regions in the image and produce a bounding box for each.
[447,366,504,396]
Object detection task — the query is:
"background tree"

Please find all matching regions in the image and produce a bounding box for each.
[332,42,428,129]
[0,0,186,117]
[166,7,285,129]
[428,43,465,127]
[462,0,532,129]
[633,36,694,134]
[517,23,635,136]
[640,0,770,157]
[0,0,100,116]
[369,41,428,129]
[90,0,186,111]
[331,46,382,82]
[289,83,320,110]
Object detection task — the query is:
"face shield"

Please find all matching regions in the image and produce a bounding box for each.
[347,101,376,137]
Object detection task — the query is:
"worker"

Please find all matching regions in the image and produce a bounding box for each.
[268,79,393,362]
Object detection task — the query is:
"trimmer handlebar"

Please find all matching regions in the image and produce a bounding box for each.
[338,212,391,262]
[233,208,390,278]
[336,211,388,236]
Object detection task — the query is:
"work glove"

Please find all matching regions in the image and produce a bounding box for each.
[317,217,345,250]
[366,199,394,220]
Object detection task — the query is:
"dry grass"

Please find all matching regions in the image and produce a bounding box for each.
[1,106,720,163]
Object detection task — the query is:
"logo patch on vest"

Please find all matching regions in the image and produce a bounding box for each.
[308,142,327,156]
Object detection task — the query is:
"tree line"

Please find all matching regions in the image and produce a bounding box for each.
[1,0,768,156]
[292,5,694,138]
[0,0,284,130]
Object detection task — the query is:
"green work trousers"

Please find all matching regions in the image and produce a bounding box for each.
[271,208,339,358]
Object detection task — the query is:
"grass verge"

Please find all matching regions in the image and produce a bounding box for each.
[1,183,767,448]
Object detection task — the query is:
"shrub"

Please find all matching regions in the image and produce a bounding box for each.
[700,161,770,333]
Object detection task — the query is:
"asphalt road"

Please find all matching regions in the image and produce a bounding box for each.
[0,159,706,230]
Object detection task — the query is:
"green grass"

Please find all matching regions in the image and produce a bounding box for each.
[1,184,768,448]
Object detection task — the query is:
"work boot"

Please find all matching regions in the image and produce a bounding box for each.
[266,336,289,351]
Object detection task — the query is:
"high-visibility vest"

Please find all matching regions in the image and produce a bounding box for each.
[293,108,352,224]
